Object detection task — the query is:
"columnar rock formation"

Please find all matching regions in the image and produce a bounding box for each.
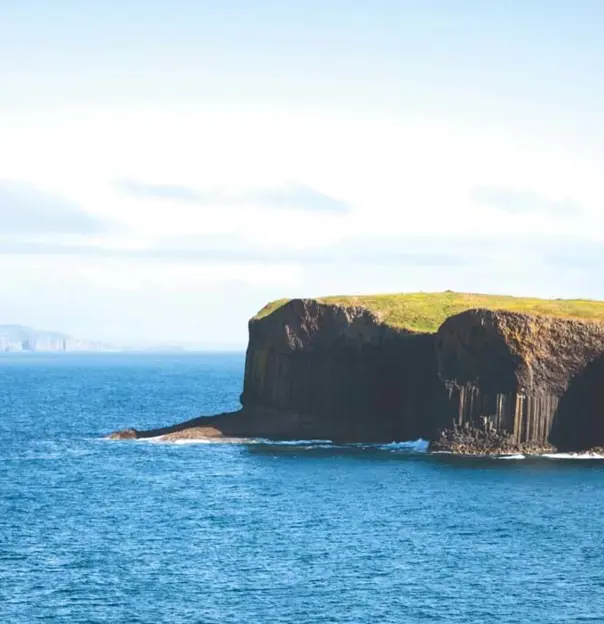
[109,297,604,453]
[433,310,604,452]
[241,299,443,442]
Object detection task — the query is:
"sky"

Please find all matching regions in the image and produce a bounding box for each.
[2,0,604,348]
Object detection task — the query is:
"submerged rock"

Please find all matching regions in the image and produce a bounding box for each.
[106,428,139,440]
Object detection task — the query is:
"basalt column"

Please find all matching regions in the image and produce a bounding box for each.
[241,299,442,442]
[433,309,604,452]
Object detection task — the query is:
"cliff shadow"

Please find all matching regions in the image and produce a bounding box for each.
[550,353,604,452]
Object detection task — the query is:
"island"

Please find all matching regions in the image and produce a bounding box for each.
[108,292,604,455]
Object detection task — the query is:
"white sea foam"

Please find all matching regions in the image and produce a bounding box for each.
[542,452,604,460]
[495,452,604,460]
[142,437,431,451]
[138,436,249,445]
[253,439,336,446]
[141,436,344,447]
[377,439,430,452]
[133,436,604,459]
[278,438,431,452]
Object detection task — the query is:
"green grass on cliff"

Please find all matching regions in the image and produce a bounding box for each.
[253,291,604,333]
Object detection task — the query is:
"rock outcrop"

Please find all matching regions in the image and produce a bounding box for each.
[241,299,444,442]
[433,309,604,453]
[109,298,604,453]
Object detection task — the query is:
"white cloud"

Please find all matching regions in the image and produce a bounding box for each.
[1,102,603,341]
[2,104,603,242]
[0,254,303,291]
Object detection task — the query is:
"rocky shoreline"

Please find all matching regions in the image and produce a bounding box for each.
[429,424,556,456]
[107,423,604,458]
[107,413,604,457]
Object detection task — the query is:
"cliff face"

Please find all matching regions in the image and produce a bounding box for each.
[433,310,604,451]
[242,303,604,450]
[241,299,443,442]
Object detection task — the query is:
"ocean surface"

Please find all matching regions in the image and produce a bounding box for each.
[2,353,604,623]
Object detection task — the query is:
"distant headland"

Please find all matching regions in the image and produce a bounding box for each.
[0,325,110,353]
[109,291,604,455]
[0,325,206,353]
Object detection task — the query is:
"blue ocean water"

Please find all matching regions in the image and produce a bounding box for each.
[2,353,604,623]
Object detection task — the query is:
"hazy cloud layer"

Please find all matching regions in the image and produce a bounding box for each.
[0,181,108,235]
[0,232,599,271]
[543,237,604,269]
[117,180,350,213]
[0,235,467,266]
[115,180,204,202]
[248,185,349,213]
[472,186,583,217]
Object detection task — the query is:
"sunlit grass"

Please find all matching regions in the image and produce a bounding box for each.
[253,291,604,333]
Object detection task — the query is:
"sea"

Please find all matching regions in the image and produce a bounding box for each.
[2,352,604,623]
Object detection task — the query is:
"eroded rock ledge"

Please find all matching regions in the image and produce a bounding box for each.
[109,298,604,454]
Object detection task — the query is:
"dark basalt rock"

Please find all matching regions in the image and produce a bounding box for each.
[108,300,604,454]
[434,310,604,452]
[550,353,604,451]
[430,424,555,456]
[241,299,444,442]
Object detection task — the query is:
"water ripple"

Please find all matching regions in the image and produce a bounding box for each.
[1,354,604,623]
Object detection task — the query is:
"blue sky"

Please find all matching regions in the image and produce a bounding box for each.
[1,1,604,346]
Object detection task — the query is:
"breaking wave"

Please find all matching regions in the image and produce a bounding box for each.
[134,436,604,460]
[251,438,430,452]
[495,452,604,461]
[542,452,604,460]
[139,436,433,451]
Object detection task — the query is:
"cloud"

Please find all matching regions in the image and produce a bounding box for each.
[116,180,350,213]
[542,237,604,269]
[115,180,206,202]
[0,180,107,234]
[0,232,492,267]
[0,226,599,275]
[0,180,109,235]
[472,186,583,217]
[248,184,350,213]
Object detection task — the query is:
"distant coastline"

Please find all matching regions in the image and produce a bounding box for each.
[0,324,240,354]
[0,324,110,353]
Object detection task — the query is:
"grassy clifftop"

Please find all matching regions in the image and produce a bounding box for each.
[253,291,604,334]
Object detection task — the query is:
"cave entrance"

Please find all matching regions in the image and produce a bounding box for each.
[550,354,604,452]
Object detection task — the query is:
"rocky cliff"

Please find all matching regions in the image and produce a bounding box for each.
[240,299,443,442]
[433,310,604,453]
[109,294,604,453]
